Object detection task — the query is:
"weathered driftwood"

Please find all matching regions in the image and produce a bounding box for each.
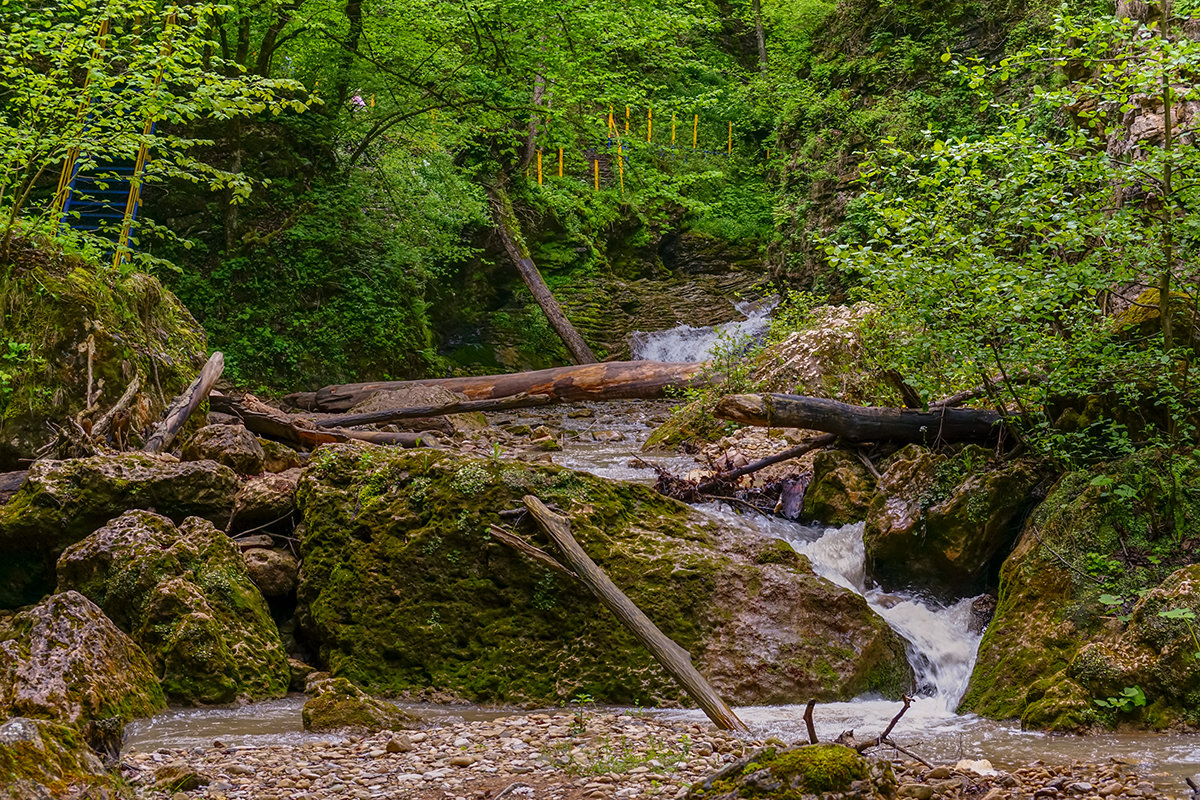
[522,495,749,733]
[313,392,554,429]
[92,373,141,439]
[695,434,836,493]
[487,524,579,579]
[143,352,224,454]
[491,187,597,365]
[715,394,1004,444]
[305,361,709,413]
[210,394,427,449]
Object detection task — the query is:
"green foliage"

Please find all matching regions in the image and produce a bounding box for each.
[0,0,313,260]
[1093,684,1145,712]
[825,6,1200,462]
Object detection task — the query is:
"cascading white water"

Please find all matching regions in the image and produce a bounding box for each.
[629,299,776,362]
[696,508,984,713]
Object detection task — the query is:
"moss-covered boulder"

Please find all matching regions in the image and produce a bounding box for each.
[230,469,300,532]
[243,548,299,597]
[182,424,265,474]
[56,510,289,705]
[0,591,164,728]
[0,453,239,608]
[296,443,912,705]
[960,449,1200,731]
[803,450,877,524]
[301,676,419,733]
[688,744,897,800]
[0,258,207,471]
[863,445,1042,598]
[0,717,115,800]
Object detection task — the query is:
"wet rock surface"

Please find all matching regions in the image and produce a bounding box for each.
[229,470,300,532]
[0,716,115,800]
[119,712,1190,800]
[56,510,290,705]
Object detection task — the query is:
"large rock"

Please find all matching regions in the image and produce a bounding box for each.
[297,443,912,706]
[56,510,289,705]
[243,548,300,597]
[960,448,1200,731]
[229,469,300,532]
[0,264,207,472]
[802,450,876,524]
[301,676,418,733]
[0,453,239,608]
[688,743,897,800]
[862,445,1042,598]
[0,717,113,800]
[183,424,265,474]
[0,591,165,727]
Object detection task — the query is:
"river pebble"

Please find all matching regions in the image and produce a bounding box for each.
[120,712,1190,800]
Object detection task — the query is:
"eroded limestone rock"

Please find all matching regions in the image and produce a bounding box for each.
[0,453,239,608]
[301,676,419,733]
[0,591,164,727]
[803,450,877,525]
[56,511,289,705]
[242,548,300,597]
[229,469,300,532]
[296,443,913,706]
[183,424,266,475]
[0,716,113,800]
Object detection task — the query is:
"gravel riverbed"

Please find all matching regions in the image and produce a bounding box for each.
[121,712,1194,800]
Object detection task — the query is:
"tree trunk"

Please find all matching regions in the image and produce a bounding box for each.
[301,360,708,412]
[491,186,597,365]
[522,496,749,733]
[312,392,553,428]
[752,0,768,76]
[715,393,1005,444]
[144,352,224,454]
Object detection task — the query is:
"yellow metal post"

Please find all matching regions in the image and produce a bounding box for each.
[671,113,676,145]
[558,148,563,177]
[727,121,732,155]
[115,13,175,269]
[625,105,629,134]
[618,142,624,193]
[692,114,698,148]
[55,18,110,216]
[646,108,652,142]
[537,150,542,185]
[594,158,600,190]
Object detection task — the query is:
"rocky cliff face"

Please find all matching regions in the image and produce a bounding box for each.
[295,442,913,706]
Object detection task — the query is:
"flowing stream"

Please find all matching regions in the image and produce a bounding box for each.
[124,316,1200,788]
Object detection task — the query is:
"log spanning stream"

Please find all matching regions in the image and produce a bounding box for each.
[125,313,1200,783]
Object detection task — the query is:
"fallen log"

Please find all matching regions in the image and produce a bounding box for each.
[210,394,427,449]
[144,352,224,454]
[313,392,554,429]
[308,361,709,413]
[715,394,1004,444]
[522,495,749,733]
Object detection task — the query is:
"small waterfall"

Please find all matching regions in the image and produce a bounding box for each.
[698,509,983,711]
[630,299,776,362]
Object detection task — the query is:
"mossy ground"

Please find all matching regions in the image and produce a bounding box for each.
[0,718,120,799]
[0,241,207,468]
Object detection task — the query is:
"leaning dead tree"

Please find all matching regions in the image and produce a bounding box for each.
[491,497,749,733]
[490,185,597,365]
[715,394,1005,444]
[296,361,709,413]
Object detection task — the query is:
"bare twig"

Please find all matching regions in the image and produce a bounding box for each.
[858,695,912,751]
[803,699,817,745]
[487,523,578,579]
[696,434,835,493]
[93,374,140,440]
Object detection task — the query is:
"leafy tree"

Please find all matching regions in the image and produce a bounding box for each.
[825,0,1200,459]
[0,0,313,262]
